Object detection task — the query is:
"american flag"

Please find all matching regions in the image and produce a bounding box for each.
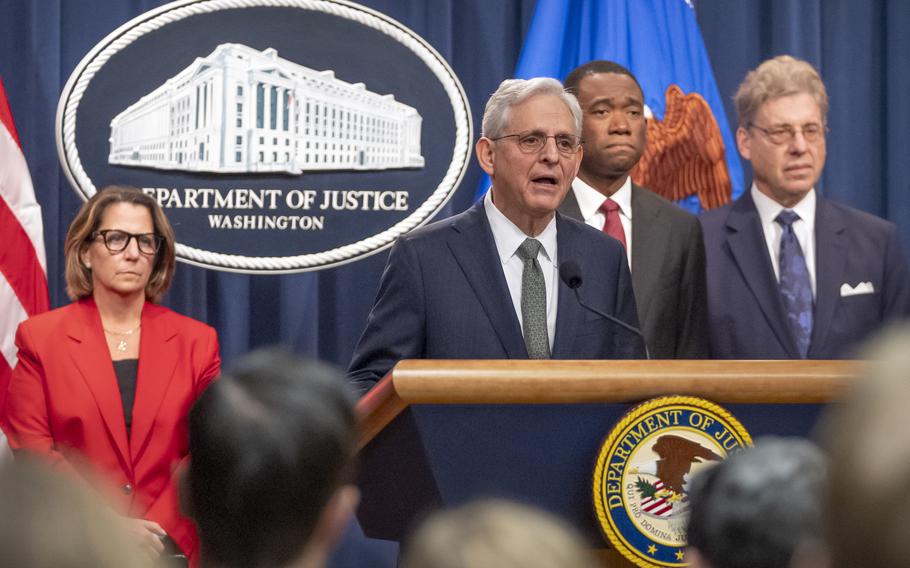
[640,480,689,518]
[0,75,49,433]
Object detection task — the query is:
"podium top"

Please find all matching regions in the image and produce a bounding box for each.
[357,359,859,449]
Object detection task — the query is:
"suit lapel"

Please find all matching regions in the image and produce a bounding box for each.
[725,193,800,358]
[65,299,131,468]
[557,186,584,220]
[552,214,584,357]
[447,202,528,358]
[809,197,847,356]
[630,186,667,320]
[130,303,179,459]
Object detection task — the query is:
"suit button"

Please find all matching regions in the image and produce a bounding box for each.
[121,484,133,495]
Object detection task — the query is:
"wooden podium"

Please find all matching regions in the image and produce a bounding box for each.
[355,360,857,566]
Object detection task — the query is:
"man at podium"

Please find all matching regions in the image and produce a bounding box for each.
[348,77,643,394]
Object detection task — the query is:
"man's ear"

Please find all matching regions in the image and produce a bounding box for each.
[684,547,713,568]
[790,539,831,568]
[310,485,360,553]
[736,126,752,160]
[476,137,495,176]
[571,144,583,179]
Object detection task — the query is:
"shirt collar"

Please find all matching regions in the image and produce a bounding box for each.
[572,176,633,221]
[750,183,816,227]
[484,190,558,265]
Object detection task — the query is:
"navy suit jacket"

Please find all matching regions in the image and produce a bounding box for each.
[700,191,910,359]
[348,201,643,393]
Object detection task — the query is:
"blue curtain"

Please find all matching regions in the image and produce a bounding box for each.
[2,0,907,372]
[696,0,910,246]
[2,1,909,566]
[0,0,536,371]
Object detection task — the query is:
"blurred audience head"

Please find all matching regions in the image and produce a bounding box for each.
[64,184,176,302]
[401,499,599,568]
[818,326,910,568]
[0,458,148,568]
[685,437,827,568]
[185,348,359,568]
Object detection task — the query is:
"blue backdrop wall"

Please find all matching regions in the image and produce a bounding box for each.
[1,0,908,373]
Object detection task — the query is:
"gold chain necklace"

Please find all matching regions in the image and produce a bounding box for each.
[103,324,141,352]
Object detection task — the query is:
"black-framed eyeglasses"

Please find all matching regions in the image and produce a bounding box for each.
[748,122,827,145]
[491,131,583,156]
[93,229,164,254]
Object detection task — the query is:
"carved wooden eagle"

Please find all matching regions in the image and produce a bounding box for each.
[651,434,722,495]
[630,84,732,210]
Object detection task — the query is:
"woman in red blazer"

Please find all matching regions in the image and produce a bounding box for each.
[2,185,220,564]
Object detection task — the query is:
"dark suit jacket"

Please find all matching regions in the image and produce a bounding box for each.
[559,184,709,358]
[700,190,910,358]
[2,298,220,560]
[347,201,643,393]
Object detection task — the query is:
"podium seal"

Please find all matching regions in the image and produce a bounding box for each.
[592,396,752,567]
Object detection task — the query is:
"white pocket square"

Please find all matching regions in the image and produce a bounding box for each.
[840,281,875,297]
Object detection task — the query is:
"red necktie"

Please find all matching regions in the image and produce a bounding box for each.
[600,198,627,249]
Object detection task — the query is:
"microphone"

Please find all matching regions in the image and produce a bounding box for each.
[559,260,650,359]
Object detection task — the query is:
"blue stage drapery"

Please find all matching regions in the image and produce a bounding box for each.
[3,2,909,566]
[2,0,908,371]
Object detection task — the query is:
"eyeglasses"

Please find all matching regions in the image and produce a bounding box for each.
[491,131,583,156]
[93,229,164,254]
[748,122,827,145]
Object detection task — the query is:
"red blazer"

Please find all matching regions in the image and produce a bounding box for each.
[2,297,220,560]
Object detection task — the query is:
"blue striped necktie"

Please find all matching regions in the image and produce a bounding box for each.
[776,210,813,358]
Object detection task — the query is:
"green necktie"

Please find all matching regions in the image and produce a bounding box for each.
[516,238,550,359]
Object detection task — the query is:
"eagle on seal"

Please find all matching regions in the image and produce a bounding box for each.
[630,84,732,211]
[640,434,722,495]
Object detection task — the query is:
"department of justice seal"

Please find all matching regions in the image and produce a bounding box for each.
[593,396,752,567]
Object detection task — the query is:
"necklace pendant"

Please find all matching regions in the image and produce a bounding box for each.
[117,339,128,352]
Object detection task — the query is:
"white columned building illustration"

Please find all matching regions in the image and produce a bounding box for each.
[108,43,425,174]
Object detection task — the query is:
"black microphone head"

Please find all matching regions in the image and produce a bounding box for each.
[559,260,583,289]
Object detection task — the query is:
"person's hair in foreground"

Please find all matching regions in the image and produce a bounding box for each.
[685,437,827,568]
[0,458,149,568]
[185,348,359,568]
[400,500,600,568]
[818,325,910,568]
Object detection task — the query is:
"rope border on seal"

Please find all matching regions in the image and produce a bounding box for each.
[57,0,472,273]
[591,395,753,568]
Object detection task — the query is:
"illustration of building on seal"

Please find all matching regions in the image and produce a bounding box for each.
[108,43,424,174]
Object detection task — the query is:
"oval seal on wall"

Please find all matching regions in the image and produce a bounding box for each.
[592,396,752,568]
[57,0,472,273]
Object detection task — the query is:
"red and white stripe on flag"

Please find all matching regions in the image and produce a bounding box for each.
[0,75,49,404]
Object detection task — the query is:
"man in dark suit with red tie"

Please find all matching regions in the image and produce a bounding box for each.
[700,55,910,359]
[560,61,709,359]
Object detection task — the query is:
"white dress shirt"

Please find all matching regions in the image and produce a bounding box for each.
[571,176,633,268]
[484,191,558,350]
[751,184,817,298]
